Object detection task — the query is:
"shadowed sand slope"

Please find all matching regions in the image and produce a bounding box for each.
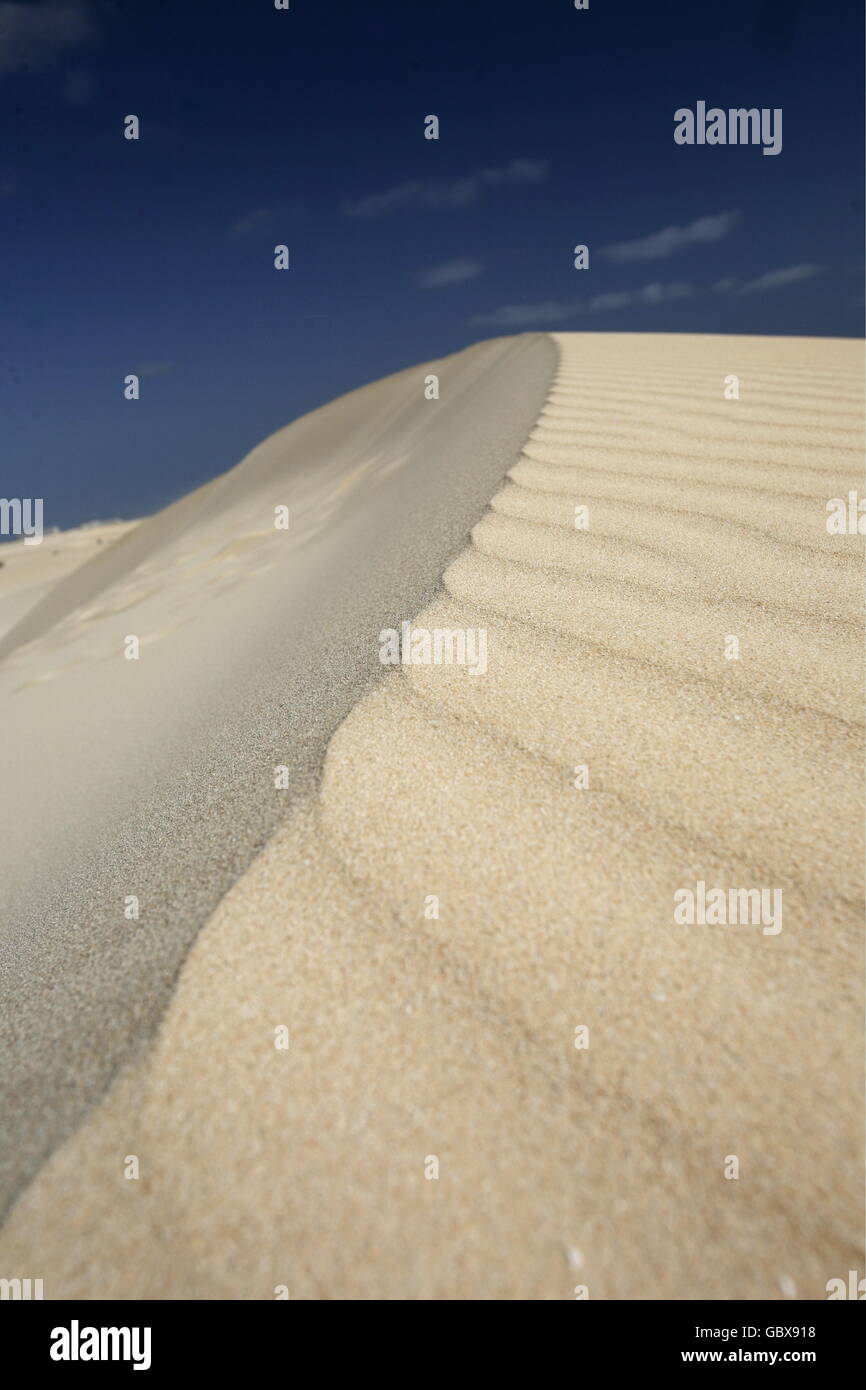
[0,332,862,1299]
[0,332,556,1215]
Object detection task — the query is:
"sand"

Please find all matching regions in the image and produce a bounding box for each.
[0,333,555,1213]
[0,332,862,1300]
[0,522,138,641]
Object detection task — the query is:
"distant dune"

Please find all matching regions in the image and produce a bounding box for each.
[0,332,862,1299]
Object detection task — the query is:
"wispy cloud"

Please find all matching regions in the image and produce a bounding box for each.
[469,300,579,328]
[470,260,823,327]
[63,68,96,104]
[600,211,742,263]
[226,207,275,243]
[133,362,171,378]
[469,281,694,327]
[630,281,694,306]
[343,158,548,219]
[0,1,96,73]
[735,264,825,293]
[417,256,485,288]
[585,292,633,313]
[226,203,307,243]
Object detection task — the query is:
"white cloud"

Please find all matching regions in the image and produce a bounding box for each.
[0,1,96,73]
[133,362,171,378]
[343,159,548,219]
[63,68,95,104]
[226,208,274,243]
[226,202,307,243]
[586,291,633,313]
[736,264,825,293]
[469,260,823,327]
[600,211,742,263]
[417,256,485,288]
[469,282,695,326]
[636,281,694,305]
[469,299,581,327]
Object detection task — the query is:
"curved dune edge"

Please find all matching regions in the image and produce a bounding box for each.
[1,332,862,1300]
[0,332,556,1218]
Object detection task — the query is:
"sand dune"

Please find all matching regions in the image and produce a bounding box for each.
[0,522,138,641]
[0,333,554,1213]
[0,332,862,1299]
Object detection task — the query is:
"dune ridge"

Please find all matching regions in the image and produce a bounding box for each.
[0,333,555,1215]
[0,332,862,1300]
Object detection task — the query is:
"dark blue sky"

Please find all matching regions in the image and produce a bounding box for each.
[1,0,863,531]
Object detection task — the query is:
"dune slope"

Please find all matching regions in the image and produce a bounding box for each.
[0,333,555,1215]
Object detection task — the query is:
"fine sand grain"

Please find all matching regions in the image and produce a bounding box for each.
[0,332,862,1299]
